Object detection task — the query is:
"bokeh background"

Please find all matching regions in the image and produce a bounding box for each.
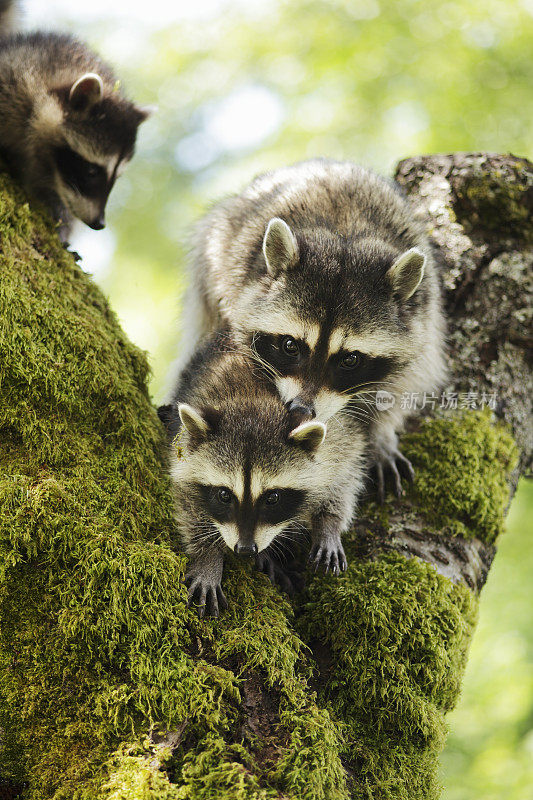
[24,1,533,797]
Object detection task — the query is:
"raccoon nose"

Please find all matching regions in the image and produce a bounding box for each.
[234,542,258,557]
[286,399,316,420]
[88,214,106,230]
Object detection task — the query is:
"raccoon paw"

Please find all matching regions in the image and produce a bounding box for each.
[374,445,415,503]
[255,551,303,595]
[308,539,347,576]
[185,574,228,619]
[61,240,82,261]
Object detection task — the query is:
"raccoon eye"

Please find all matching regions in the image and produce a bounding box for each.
[54,147,106,195]
[340,352,360,370]
[85,163,100,178]
[265,490,280,505]
[281,337,299,357]
[217,488,232,504]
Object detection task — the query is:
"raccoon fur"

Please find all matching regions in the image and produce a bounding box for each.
[0,0,17,35]
[182,158,446,500]
[0,2,149,237]
[159,333,368,617]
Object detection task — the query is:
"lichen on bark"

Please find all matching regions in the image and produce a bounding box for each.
[1,153,531,799]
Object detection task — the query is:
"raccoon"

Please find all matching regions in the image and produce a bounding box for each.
[158,334,367,617]
[0,3,149,237]
[183,159,446,500]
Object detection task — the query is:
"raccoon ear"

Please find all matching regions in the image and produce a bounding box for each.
[387,248,426,301]
[289,420,327,453]
[178,403,212,440]
[157,404,181,440]
[69,73,104,112]
[263,218,299,277]
[135,104,157,122]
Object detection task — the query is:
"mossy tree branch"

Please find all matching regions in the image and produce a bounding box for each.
[0,153,531,800]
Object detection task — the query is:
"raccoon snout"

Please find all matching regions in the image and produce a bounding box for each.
[88,213,106,230]
[234,542,258,557]
[286,399,316,422]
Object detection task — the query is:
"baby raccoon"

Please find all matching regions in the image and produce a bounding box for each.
[184,159,446,500]
[159,334,367,617]
[0,1,149,237]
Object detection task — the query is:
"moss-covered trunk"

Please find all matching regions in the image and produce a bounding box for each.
[0,153,531,799]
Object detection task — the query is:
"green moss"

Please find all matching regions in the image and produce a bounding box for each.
[102,749,179,800]
[297,555,478,800]
[212,562,348,800]
[101,738,278,800]
[402,411,518,543]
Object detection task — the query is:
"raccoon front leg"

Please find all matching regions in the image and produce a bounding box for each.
[309,513,348,576]
[372,420,415,503]
[184,547,228,619]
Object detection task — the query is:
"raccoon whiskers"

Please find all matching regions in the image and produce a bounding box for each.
[349,397,382,414]
[189,520,222,549]
[269,529,301,563]
[334,411,373,429]
[252,355,280,381]
[268,539,287,563]
[249,335,281,381]
[276,526,305,544]
[340,379,399,397]
[340,407,375,421]
[219,338,281,382]
[190,530,219,547]
[258,519,309,565]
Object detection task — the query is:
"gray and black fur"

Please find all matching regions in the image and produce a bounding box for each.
[0,1,149,237]
[182,159,446,499]
[159,333,368,617]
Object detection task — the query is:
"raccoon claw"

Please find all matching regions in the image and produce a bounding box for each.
[375,448,414,503]
[255,551,301,595]
[61,241,82,262]
[309,541,347,576]
[185,574,227,619]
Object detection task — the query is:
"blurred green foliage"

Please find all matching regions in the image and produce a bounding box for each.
[441,479,533,800]
[49,0,532,796]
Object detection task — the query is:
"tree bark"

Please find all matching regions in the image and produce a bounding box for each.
[0,153,531,800]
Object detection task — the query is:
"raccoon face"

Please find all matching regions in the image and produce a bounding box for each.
[194,484,307,556]
[170,402,327,555]
[241,218,425,421]
[48,73,149,229]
